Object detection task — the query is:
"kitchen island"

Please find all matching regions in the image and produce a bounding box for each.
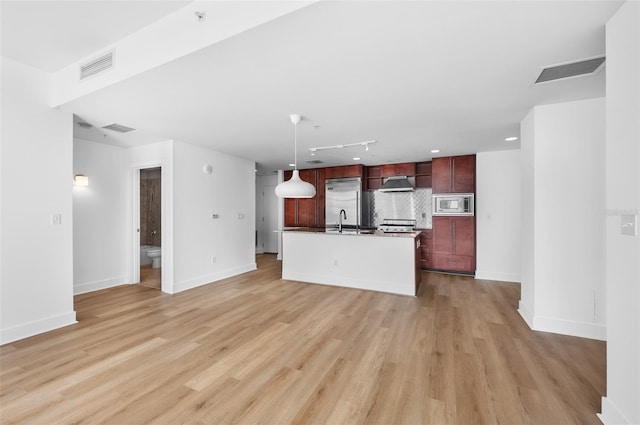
[281,228,421,296]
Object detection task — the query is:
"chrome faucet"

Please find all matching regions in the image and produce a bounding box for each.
[339,209,347,233]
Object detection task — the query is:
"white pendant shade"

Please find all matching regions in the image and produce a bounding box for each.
[275,170,316,198]
[275,113,316,198]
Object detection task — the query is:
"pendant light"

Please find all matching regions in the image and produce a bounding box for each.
[275,114,317,198]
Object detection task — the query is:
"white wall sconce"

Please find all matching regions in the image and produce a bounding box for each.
[74,174,89,187]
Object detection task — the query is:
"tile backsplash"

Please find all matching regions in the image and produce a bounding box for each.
[369,188,432,229]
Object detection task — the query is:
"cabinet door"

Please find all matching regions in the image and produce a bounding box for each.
[415,161,432,188]
[380,162,416,177]
[453,217,475,256]
[432,157,452,193]
[297,199,316,227]
[283,169,319,227]
[325,165,363,179]
[432,217,454,254]
[415,236,422,293]
[365,166,382,191]
[419,230,433,269]
[432,155,475,193]
[432,217,475,273]
[451,155,475,193]
[284,198,297,226]
[315,168,325,226]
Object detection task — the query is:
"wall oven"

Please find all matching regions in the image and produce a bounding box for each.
[432,193,474,216]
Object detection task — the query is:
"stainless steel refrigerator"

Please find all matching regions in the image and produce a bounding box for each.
[325,177,370,229]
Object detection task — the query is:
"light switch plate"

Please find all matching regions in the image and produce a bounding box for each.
[621,214,637,236]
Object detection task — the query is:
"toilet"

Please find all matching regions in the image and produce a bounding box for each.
[146,248,161,268]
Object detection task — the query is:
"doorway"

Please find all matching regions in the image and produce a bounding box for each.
[139,167,161,289]
[260,184,279,253]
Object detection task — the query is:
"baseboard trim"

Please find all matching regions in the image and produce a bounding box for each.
[173,263,257,293]
[518,301,534,328]
[518,302,606,341]
[74,276,126,295]
[475,270,521,283]
[598,397,633,425]
[0,311,77,345]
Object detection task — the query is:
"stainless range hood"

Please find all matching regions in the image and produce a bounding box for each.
[378,176,415,192]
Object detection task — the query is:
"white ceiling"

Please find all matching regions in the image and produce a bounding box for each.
[0,0,190,72]
[1,1,623,173]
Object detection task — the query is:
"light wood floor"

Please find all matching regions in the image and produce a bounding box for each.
[140,264,161,289]
[0,254,606,424]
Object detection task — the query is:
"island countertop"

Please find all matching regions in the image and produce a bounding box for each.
[281,229,421,296]
[282,227,422,238]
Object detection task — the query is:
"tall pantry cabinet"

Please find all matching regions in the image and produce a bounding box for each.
[431,155,476,274]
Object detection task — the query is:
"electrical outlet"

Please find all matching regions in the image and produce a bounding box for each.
[211,256,217,264]
[51,213,62,225]
[621,214,637,236]
[334,259,338,267]
[237,213,245,220]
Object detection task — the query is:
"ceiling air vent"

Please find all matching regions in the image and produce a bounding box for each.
[80,51,114,80]
[306,160,324,164]
[77,121,93,129]
[535,56,605,84]
[101,123,136,133]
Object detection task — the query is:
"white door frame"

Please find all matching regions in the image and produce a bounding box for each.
[130,162,168,291]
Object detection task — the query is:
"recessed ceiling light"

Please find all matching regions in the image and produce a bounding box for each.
[430,149,440,153]
[505,136,519,142]
[288,163,295,167]
[353,157,360,161]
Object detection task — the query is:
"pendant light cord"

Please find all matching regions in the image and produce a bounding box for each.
[293,121,298,170]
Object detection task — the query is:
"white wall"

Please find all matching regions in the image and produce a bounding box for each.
[475,150,521,282]
[0,57,76,344]
[519,97,606,341]
[599,2,640,424]
[520,111,536,319]
[73,139,128,294]
[172,141,256,292]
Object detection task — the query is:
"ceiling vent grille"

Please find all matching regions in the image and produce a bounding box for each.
[77,121,93,129]
[80,51,114,80]
[535,56,605,84]
[101,123,136,133]
[306,160,324,164]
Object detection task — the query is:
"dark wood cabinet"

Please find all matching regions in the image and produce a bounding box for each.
[283,169,325,227]
[325,165,364,179]
[284,197,297,227]
[364,166,382,191]
[431,216,475,273]
[415,161,432,188]
[418,229,433,270]
[432,155,475,193]
[415,235,422,293]
[380,162,416,177]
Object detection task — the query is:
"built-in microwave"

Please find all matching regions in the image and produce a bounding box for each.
[432,194,474,216]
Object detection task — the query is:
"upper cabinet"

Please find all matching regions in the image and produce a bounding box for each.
[432,155,476,193]
[283,169,325,228]
[415,161,432,188]
[380,162,416,178]
[325,165,364,179]
[364,162,430,190]
[365,166,382,191]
